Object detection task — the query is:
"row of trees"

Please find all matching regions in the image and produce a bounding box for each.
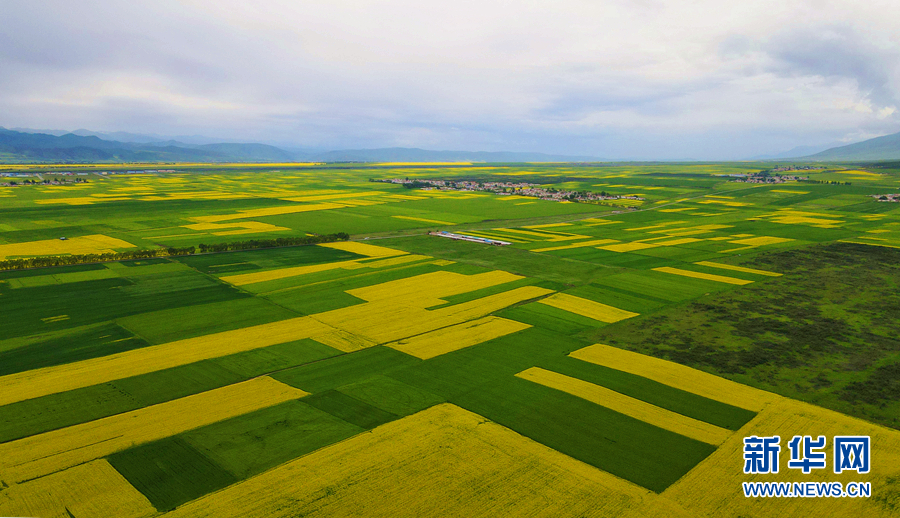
[196,233,349,253]
[798,180,852,185]
[0,233,350,271]
[0,245,196,271]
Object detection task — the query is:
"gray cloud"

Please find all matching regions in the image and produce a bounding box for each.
[0,1,898,159]
[761,24,899,107]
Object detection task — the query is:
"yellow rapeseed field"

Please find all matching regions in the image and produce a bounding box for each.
[569,344,781,412]
[454,230,530,243]
[494,228,590,241]
[516,367,730,445]
[581,218,620,225]
[626,221,688,231]
[375,162,473,166]
[183,221,290,236]
[280,191,385,203]
[523,222,573,229]
[190,203,346,223]
[357,254,430,269]
[697,200,751,207]
[531,239,617,253]
[346,270,522,304]
[0,377,306,483]
[729,236,795,246]
[538,293,639,323]
[385,194,427,201]
[694,261,782,277]
[391,215,455,225]
[650,237,704,246]
[649,224,733,235]
[35,196,133,205]
[652,267,754,285]
[0,459,155,518]
[0,234,136,260]
[319,241,408,257]
[599,241,662,252]
[769,215,843,227]
[221,258,363,286]
[312,285,552,344]
[163,403,688,518]
[310,328,379,352]
[0,317,330,407]
[663,398,900,518]
[387,316,531,359]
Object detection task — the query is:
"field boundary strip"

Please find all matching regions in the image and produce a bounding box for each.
[161,403,689,518]
[516,367,730,445]
[569,344,780,412]
[693,261,782,277]
[537,293,638,323]
[0,316,331,407]
[651,267,753,285]
[0,377,306,484]
[387,316,531,359]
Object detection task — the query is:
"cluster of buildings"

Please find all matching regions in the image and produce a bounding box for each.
[429,231,511,246]
[872,193,900,202]
[378,178,643,204]
[769,165,824,172]
[731,173,807,184]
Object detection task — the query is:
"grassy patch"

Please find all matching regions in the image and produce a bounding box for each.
[336,375,445,416]
[537,355,755,430]
[0,340,338,443]
[209,338,340,378]
[117,297,299,344]
[272,346,420,393]
[0,322,149,376]
[591,242,900,429]
[451,376,716,492]
[496,302,603,335]
[302,390,398,429]
[183,400,363,479]
[108,436,238,512]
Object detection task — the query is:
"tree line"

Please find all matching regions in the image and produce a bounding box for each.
[0,232,350,271]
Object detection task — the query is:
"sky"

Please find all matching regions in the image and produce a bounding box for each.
[1,0,899,159]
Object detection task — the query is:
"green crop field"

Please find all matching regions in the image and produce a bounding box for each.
[1,161,900,517]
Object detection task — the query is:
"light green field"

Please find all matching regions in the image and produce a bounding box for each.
[1,161,899,517]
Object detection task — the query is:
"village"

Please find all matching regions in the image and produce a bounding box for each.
[376,178,645,204]
[729,172,807,184]
[872,193,900,202]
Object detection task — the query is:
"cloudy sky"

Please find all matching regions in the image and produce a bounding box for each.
[2,1,899,159]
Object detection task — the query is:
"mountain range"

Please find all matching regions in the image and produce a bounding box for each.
[3,126,900,163]
[802,132,900,161]
[0,127,604,163]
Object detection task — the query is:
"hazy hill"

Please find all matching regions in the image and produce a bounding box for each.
[0,128,292,162]
[805,131,900,161]
[0,128,607,163]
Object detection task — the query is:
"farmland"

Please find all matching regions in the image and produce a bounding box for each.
[1,161,900,516]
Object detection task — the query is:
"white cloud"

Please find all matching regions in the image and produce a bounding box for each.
[0,0,898,158]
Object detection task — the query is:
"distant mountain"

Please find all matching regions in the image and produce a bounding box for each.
[0,129,606,163]
[0,128,293,162]
[804,131,900,161]
[750,142,845,160]
[308,147,603,162]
